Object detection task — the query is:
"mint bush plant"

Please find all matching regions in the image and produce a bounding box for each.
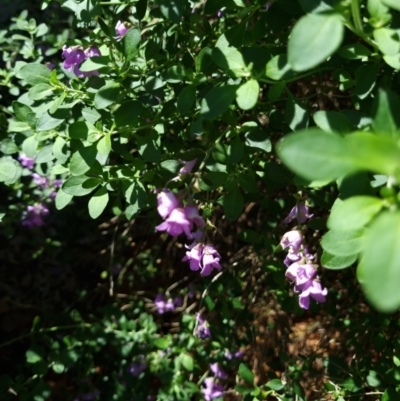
[3,0,400,400]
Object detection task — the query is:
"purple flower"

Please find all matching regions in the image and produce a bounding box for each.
[22,204,49,228]
[283,204,313,224]
[285,263,316,288]
[201,378,224,401]
[280,230,303,253]
[210,363,227,379]
[298,280,328,310]
[179,158,197,174]
[115,20,129,39]
[62,45,85,70]
[155,208,192,237]
[62,45,101,78]
[157,189,180,219]
[32,173,49,190]
[201,245,222,276]
[182,243,203,271]
[155,293,174,314]
[184,205,205,227]
[173,296,183,307]
[18,154,35,169]
[216,10,223,18]
[195,313,211,339]
[127,358,147,377]
[182,243,222,276]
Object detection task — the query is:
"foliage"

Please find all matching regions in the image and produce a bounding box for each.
[2,0,400,400]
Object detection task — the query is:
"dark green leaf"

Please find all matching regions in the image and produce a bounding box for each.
[70,145,97,176]
[238,363,254,385]
[200,85,236,120]
[94,82,120,109]
[122,29,141,61]
[63,175,101,196]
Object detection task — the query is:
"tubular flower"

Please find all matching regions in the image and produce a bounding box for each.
[155,208,192,237]
[182,243,221,276]
[62,45,101,78]
[156,189,180,219]
[18,154,35,169]
[201,378,224,401]
[283,203,313,224]
[22,204,49,228]
[195,313,211,339]
[210,363,227,379]
[115,20,129,39]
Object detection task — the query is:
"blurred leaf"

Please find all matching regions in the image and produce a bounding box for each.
[123,28,141,61]
[358,211,400,312]
[288,13,344,71]
[321,229,364,256]
[0,157,22,184]
[328,196,384,231]
[238,363,254,385]
[321,251,357,270]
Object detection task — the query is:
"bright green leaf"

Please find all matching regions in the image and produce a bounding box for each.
[321,251,358,270]
[236,79,259,110]
[288,13,344,71]
[321,229,364,256]
[88,186,109,219]
[20,63,51,85]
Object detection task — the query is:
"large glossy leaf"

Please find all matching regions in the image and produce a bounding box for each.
[357,211,400,312]
[277,129,354,181]
[321,229,364,256]
[288,13,344,71]
[328,196,384,231]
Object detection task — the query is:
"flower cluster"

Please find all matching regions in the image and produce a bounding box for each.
[154,293,182,314]
[281,205,327,309]
[62,45,101,78]
[18,154,62,228]
[155,189,222,277]
[22,204,49,228]
[195,313,211,339]
[202,363,227,401]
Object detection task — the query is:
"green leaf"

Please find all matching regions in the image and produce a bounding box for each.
[94,82,120,109]
[288,13,344,71]
[238,363,254,385]
[371,88,400,136]
[265,55,296,80]
[114,100,143,127]
[228,136,244,164]
[122,28,141,61]
[55,189,73,210]
[49,92,66,114]
[163,66,192,83]
[200,85,236,120]
[53,137,69,162]
[285,97,309,131]
[212,45,248,77]
[344,132,400,177]
[268,82,285,102]
[20,63,51,85]
[373,28,400,55]
[79,55,110,72]
[382,0,400,10]
[69,145,97,176]
[219,189,244,221]
[357,211,400,312]
[63,175,101,196]
[244,129,271,152]
[26,347,44,364]
[0,157,23,184]
[12,101,33,122]
[277,129,400,181]
[97,134,111,155]
[88,186,109,219]
[36,144,54,164]
[181,354,194,372]
[156,0,186,23]
[338,44,372,59]
[355,63,380,99]
[277,129,348,181]
[36,111,65,131]
[313,111,354,134]
[177,84,196,114]
[328,196,384,231]
[321,251,358,270]
[266,379,285,391]
[136,135,161,163]
[321,229,364,256]
[236,79,259,110]
[28,83,53,101]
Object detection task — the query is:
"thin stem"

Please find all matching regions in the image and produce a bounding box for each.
[0,323,91,348]
[351,0,363,34]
